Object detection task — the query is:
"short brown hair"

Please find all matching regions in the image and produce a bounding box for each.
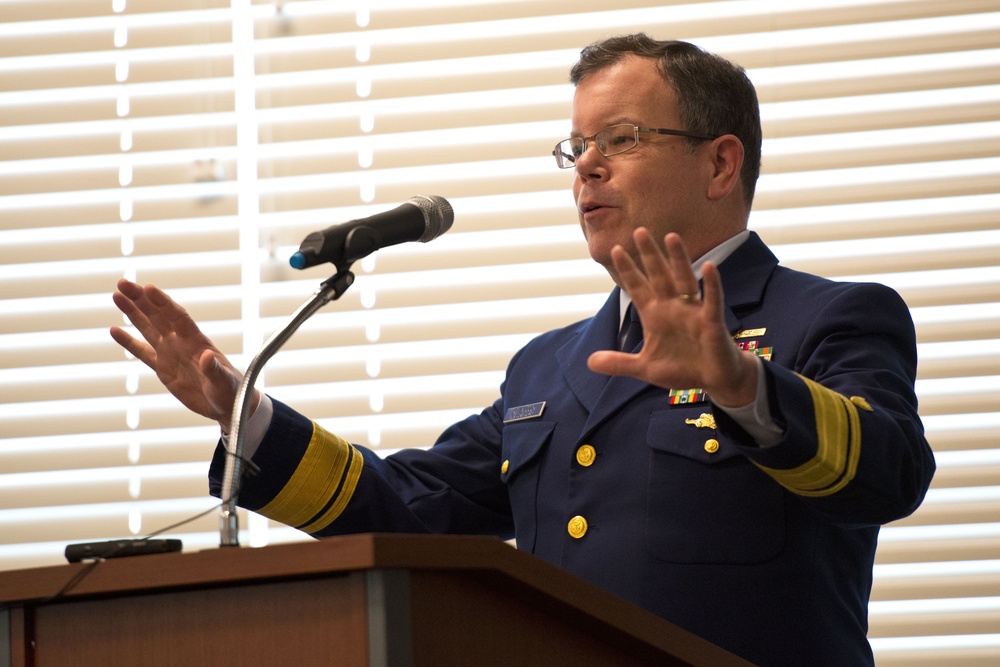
[570,34,762,209]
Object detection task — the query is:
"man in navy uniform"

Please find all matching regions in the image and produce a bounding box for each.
[112,34,935,666]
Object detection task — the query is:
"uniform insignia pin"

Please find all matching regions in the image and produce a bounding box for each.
[685,413,717,429]
[734,328,766,339]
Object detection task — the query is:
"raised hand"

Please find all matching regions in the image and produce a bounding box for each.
[110,278,255,430]
[587,229,757,407]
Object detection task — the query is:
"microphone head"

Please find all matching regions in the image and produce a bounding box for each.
[408,195,454,242]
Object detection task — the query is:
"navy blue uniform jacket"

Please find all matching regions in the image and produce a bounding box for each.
[210,232,935,666]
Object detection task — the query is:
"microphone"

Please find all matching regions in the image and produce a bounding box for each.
[289,195,454,270]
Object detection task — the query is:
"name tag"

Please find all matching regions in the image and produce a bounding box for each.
[504,401,546,423]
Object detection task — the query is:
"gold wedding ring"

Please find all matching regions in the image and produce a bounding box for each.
[677,293,699,303]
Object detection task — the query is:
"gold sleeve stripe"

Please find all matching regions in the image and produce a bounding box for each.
[753,374,862,497]
[255,422,361,530]
[299,445,363,534]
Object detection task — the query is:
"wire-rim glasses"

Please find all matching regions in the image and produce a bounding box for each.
[552,124,718,169]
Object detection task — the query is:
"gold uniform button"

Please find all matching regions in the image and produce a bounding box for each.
[567,515,588,539]
[704,439,720,454]
[501,459,509,474]
[576,444,596,467]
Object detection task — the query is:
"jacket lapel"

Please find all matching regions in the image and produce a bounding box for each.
[556,232,779,438]
[556,288,622,415]
[717,231,778,332]
[555,288,651,436]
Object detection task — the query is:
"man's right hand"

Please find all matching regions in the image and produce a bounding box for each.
[110,278,257,431]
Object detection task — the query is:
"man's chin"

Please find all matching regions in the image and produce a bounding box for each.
[586,249,622,285]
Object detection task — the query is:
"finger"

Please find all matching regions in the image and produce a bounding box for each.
[663,233,700,301]
[199,350,231,393]
[199,348,239,383]
[700,261,726,320]
[632,228,674,296]
[140,283,205,340]
[114,279,162,327]
[117,277,144,296]
[119,282,199,347]
[112,288,161,348]
[108,324,135,352]
[609,244,650,297]
[109,325,157,368]
[587,349,647,379]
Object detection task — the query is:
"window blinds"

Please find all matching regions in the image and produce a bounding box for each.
[0,1,997,663]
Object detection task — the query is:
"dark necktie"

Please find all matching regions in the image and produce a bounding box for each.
[619,303,643,352]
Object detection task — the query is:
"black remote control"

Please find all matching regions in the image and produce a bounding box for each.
[64,538,182,563]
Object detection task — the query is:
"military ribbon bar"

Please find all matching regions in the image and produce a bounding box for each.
[668,388,708,405]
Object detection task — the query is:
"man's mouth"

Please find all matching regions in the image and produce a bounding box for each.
[579,200,609,215]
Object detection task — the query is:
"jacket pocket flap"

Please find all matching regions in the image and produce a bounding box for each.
[501,420,556,482]
[646,408,741,464]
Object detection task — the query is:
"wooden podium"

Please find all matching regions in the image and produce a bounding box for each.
[0,534,754,666]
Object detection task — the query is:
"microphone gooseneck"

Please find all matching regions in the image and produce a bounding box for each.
[220,195,453,547]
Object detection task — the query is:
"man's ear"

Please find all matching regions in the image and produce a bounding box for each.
[706,134,744,202]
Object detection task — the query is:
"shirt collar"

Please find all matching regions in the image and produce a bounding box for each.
[618,230,751,327]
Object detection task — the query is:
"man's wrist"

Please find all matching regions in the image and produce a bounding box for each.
[710,353,759,409]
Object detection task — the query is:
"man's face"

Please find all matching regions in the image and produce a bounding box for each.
[571,56,711,283]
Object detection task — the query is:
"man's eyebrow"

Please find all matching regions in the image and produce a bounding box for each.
[569,119,635,137]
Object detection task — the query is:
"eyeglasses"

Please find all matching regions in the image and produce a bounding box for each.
[552,123,718,169]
